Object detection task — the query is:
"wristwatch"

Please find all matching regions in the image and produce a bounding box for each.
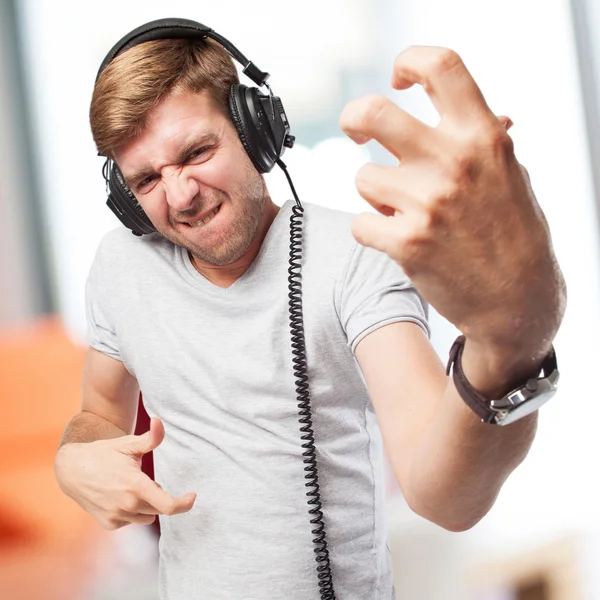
[446,335,559,426]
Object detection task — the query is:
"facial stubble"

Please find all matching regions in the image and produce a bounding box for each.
[161,166,268,267]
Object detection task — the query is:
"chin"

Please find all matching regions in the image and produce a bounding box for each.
[172,225,254,267]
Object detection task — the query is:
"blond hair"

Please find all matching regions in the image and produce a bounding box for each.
[90,38,239,158]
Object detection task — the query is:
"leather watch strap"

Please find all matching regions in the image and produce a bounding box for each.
[446,335,558,424]
[446,336,495,422]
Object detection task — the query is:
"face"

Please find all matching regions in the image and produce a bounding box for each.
[114,90,268,267]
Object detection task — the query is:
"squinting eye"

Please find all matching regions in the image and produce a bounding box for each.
[137,175,157,191]
[187,146,211,161]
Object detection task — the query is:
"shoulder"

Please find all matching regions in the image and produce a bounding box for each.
[291,201,373,289]
[299,201,359,257]
[87,228,181,309]
[302,201,357,235]
[94,227,175,269]
[300,201,399,270]
[97,227,167,254]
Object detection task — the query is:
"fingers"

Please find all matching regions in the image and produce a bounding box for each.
[120,417,165,457]
[391,46,494,125]
[340,94,435,160]
[138,478,197,516]
[355,161,449,217]
[352,114,512,217]
[133,497,165,515]
[355,163,418,215]
[340,47,512,166]
[100,479,193,531]
[350,212,413,265]
[125,512,157,526]
[101,513,156,530]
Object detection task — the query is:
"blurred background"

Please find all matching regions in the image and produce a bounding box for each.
[2,0,600,598]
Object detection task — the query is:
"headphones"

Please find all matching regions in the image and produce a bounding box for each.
[96,17,296,236]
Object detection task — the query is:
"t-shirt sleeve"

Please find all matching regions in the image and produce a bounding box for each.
[85,244,122,361]
[337,241,430,353]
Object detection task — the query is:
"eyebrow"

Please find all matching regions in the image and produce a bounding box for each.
[123,133,219,188]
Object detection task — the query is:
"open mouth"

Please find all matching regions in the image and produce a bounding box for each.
[185,203,222,228]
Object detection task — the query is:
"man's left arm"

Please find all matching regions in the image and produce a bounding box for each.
[340,46,567,531]
[355,321,543,532]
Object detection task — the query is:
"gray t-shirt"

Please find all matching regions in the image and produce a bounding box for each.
[86,199,429,600]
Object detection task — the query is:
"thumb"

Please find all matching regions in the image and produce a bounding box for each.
[121,418,165,457]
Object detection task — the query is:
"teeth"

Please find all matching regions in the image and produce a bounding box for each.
[189,205,220,227]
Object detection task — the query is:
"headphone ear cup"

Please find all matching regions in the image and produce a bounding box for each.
[107,163,157,235]
[229,83,278,173]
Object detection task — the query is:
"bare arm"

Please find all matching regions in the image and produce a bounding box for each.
[356,322,537,532]
[58,347,140,448]
[55,347,195,529]
[339,47,566,530]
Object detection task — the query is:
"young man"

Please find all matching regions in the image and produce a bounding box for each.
[55,24,566,600]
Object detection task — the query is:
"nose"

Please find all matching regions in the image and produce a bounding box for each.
[161,167,200,211]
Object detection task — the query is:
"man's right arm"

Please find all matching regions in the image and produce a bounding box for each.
[58,347,140,448]
[55,347,196,529]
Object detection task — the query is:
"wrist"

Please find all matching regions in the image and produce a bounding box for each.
[460,336,549,399]
[448,334,559,426]
[460,250,566,361]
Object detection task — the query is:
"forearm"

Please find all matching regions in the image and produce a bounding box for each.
[405,339,544,532]
[58,410,129,448]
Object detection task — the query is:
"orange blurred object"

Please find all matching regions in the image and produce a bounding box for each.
[0,317,108,600]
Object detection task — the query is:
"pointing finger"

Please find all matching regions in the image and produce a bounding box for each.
[125,513,157,526]
[139,479,196,516]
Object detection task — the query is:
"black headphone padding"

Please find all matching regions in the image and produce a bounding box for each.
[108,163,157,235]
[229,84,278,174]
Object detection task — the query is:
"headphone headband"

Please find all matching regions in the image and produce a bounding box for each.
[96,18,270,87]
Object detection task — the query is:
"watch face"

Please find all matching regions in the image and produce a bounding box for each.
[494,390,556,426]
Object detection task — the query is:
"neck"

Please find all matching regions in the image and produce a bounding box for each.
[189,199,280,288]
